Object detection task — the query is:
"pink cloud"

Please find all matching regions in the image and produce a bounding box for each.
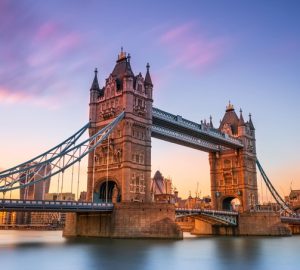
[35,22,58,42]
[0,86,60,109]
[159,23,230,73]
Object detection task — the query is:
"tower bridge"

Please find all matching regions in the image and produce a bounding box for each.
[0,49,298,238]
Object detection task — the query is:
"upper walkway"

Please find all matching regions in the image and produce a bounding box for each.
[152,107,243,151]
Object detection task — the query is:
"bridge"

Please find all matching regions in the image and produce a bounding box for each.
[0,50,298,237]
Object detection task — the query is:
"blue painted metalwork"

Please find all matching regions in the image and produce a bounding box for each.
[0,111,125,193]
[0,199,113,212]
[175,208,238,226]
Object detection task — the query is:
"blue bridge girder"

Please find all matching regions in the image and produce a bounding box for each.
[0,199,113,213]
[175,208,239,226]
[152,107,243,151]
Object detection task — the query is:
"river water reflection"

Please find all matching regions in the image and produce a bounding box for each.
[0,230,299,270]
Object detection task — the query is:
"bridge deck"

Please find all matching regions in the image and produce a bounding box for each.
[152,107,243,150]
[0,199,113,212]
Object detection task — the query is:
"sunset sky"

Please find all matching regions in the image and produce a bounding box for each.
[0,0,300,200]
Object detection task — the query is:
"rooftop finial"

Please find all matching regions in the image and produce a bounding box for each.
[146,62,150,72]
[118,47,126,60]
[226,100,234,112]
[127,53,131,62]
[94,68,98,75]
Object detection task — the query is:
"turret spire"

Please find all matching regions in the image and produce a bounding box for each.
[238,108,245,126]
[144,62,153,86]
[90,68,100,91]
[249,113,255,130]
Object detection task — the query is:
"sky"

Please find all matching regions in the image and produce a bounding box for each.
[0,0,300,200]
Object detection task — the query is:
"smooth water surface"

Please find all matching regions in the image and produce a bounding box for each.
[0,230,299,270]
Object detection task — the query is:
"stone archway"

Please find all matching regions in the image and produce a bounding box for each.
[93,180,120,203]
[222,197,241,211]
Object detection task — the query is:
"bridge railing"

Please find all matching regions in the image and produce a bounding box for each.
[175,208,239,216]
[0,199,114,212]
[152,107,243,147]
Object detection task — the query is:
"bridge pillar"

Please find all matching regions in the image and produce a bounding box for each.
[210,103,258,212]
[87,50,153,203]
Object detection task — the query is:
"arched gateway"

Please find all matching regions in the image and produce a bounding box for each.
[86,50,258,212]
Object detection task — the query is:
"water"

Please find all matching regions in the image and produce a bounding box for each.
[0,230,299,270]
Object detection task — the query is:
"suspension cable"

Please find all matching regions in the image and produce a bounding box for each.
[0,111,124,193]
[92,144,96,202]
[106,135,110,204]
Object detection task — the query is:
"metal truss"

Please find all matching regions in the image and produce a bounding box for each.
[0,111,124,193]
[175,208,238,226]
[152,107,243,148]
[152,124,220,152]
[0,122,89,187]
[256,159,295,215]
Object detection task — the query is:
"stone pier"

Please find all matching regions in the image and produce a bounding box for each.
[63,202,183,239]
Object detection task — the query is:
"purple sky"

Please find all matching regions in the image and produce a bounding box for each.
[1,0,300,199]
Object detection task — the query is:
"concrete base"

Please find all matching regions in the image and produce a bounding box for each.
[238,212,292,236]
[287,225,300,234]
[176,212,292,237]
[63,202,183,239]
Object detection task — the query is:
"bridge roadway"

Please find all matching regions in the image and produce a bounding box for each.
[0,199,113,213]
[152,107,243,151]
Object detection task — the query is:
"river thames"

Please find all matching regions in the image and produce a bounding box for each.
[0,230,299,270]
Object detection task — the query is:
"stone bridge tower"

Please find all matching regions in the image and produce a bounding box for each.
[87,49,153,203]
[209,102,258,211]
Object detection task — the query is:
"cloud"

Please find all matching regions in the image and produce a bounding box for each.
[159,22,230,73]
[0,2,85,108]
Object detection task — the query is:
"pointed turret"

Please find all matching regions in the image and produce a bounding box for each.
[209,115,214,128]
[238,109,245,126]
[111,48,134,80]
[219,101,239,135]
[248,113,255,130]
[144,63,153,87]
[90,68,100,91]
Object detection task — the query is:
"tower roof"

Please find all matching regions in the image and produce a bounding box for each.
[219,101,239,134]
[111,48,134,80]
[238,109,245,126]
[248,113,255,130]
[144,63,153,86]
[90,68,100,91]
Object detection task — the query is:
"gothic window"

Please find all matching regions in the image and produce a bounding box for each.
[135,176,140,193]
[130,174,135,192]
[140,154,144,164]
[137,84,142,92]
[135,154,139,163]
[116,79,121,91]
[132,154,135,162]
[138,98,142,107]
[224,159,232,169]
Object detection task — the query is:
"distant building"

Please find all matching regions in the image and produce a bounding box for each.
[79,191,87,202]
[19,163,51,200]
[285,189,300,214]
[44,192,75,201]
[150,170,174,203]
[176,194,212,209]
